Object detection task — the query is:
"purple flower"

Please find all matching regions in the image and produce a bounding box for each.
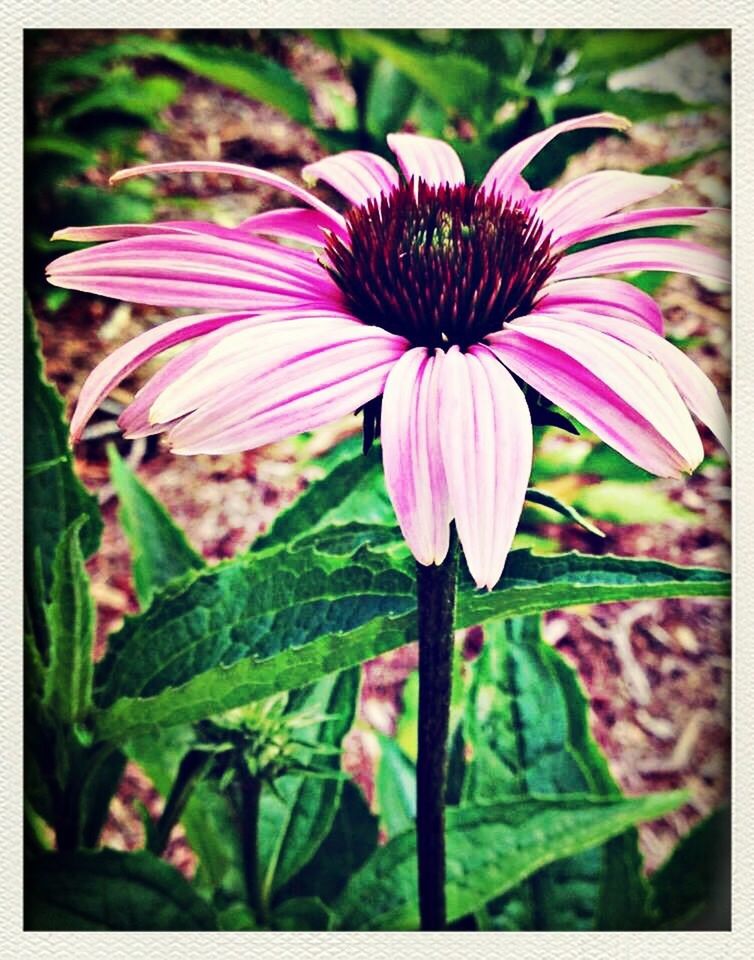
[47,112,730,589]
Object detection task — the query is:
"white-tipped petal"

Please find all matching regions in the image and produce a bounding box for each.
[438,346,532,590]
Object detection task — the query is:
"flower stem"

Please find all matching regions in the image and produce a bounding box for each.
[415,524,459,932]
[237,764,265,922]
[150,749,211,857]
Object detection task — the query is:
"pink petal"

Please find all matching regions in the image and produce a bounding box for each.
[109,160,346,230]
[554,237,731,284]
[488,321,703,477]
[556,206,730,250]
[118,318,264,438]
[481,113,631,198]
[53,220,285,244]
[116,308,355,439]
[534,277,664,333]
[49,230,325,275]
[164,322,409,455]
[239,207,343,245]
[381,348,451,566]
[53,223,192,242]
[386,133,465,188]
[47,233,344,310]
[535,171,676,238]
[302,151,400,207]
[536,308,730,454]
[438,345,533,590]
[55,213,349,248]
[70,310,254,441]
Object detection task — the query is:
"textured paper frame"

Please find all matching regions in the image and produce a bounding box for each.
[3,4,751,956]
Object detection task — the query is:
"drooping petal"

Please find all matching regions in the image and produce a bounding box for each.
[70,310,254,441]
[117,318,265,438]
[556,206,730,250]
[533,308,731,454]
[535,171,676,238]
[47,232,344,310]
[158,319,409,454]
[115,308,356,439]
[438,345,532,590]
[381,348,451,566]
[481,112,631,198]
[488,321,703,477]
[554,237,731,284]
[109,160,346,230]
[534,277,664,333]
[386,133,465,188]
[302,151,400,207]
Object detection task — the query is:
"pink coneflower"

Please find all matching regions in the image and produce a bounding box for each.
[47,112,730,589]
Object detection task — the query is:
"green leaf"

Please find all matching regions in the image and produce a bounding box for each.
[94,539,414,717]
[133,38,312,126]
[42,517,95,725]
[463,618,599,929]
[107,445,204,607]
[395,667,420,762]
[650,806,731,929]
[25,135,98,166]
[92,546,729,742]
[78,747,128,849]
[127,724,244,899]
[365,59,417,138]
[463,617,647,930]
[25,849,218,931]
[556,87,710,121]
[253,439,394,552]
[404,91,450,137]
[276,780,378,906]
[53,71,182,127]
[376,734,416,838]
[217,902,259,930]
[258,669,359,898]
[642,143,729,177]
[24,301,102,598]
[454,550,729,628]
[41,34,312,126]
[575,30,711,72]
[628,271,671,295]
[335,791,688,930]
[525,487,605,537]
[271,897,334,931]
[574,480,700,526]
[50,183,156,230]
[342,30,491,113]
[580,443,656,483]
[544,648,649,930]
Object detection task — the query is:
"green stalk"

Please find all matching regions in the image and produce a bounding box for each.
[415,525,459,931]
[150,749,211,857]
[236,763,266,923]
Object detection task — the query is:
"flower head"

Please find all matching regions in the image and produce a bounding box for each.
[48,112,730,589]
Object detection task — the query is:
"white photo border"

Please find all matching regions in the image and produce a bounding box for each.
[3,5,750,956]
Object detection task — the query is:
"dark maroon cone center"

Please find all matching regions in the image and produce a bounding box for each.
[324,179,561,351]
